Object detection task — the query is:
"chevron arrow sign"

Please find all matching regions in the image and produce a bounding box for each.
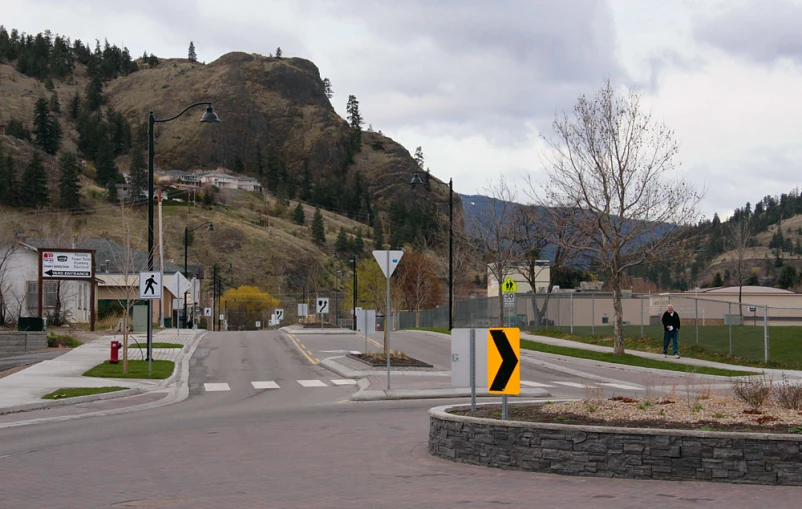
[487,328,520,395]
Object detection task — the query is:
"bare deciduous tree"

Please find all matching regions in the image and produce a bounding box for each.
[536,80,703,354]
[471,176,520,326]
[727,216,753,313]
[398,249,441,326]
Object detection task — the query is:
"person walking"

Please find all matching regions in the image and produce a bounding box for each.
[662,304,681,359]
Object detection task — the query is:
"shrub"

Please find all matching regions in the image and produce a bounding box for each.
[731,375,772,409]
[47,333,81,348]
[773,375,802,410]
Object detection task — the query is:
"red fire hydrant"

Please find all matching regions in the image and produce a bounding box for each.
[110,340,122,364]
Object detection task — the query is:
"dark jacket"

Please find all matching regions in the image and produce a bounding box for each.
[661,311,680,331]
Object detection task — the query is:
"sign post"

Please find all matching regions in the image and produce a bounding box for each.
[317,298,329,329]
[488,328,520,420]
[373,250,403,390]
[139,271,162,376]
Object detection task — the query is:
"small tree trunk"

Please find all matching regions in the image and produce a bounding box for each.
[497,284,504,327]
[415,308,420,328]
[612,273,625,355]
[122,308,129,373]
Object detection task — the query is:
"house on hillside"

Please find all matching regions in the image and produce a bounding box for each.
[200,173,238,189]
[237,176,262,192]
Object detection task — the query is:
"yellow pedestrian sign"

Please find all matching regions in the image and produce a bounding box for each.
[501,278,517,293]
[487,328,520,395]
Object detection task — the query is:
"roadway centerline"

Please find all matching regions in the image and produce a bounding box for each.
[287,334,320,365]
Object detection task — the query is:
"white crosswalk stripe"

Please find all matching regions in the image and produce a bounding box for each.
[297,379,328,387]
[251,381,280,389]
[521,381,554,388]
[551,381,593,388]
[330,379,358,386]
[203,383,231,392]
[600,383,644,391]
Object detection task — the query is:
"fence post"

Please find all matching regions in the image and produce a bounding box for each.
[695,298,699,344]
[591,293,595,336]
[570,291,574,335]
[640,295,644,338]
[764,305,769,363]
[728,302,732,357]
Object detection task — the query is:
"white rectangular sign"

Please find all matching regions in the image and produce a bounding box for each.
[317,298,329,314]
[356,309,376,333]
[256,321,261,328]
[275,308,284,321]
[41,251,93,279]
[372,250,404,279]
[297,303,308,317]
[204,307,212,317]
[219,314,225,321]
[504,292,516,309]
[451,328,489,389]
[139,272,162,299]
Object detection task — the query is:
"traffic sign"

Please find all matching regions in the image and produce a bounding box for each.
[503,292,516,309]
[487,328,520,394]
[501,278,517,293]
[749,306,757,313]
[317,298,329,314]
[204,308,212,317]
[372,250,404,279]
[256,321,261,328]
[219,314,224,321]
[41,250,93,279]
[139,272,162,299]
[297,303,308,316]
[275,308,284,321]
[164,272,191,298]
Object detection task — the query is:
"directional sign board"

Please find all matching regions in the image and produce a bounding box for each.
[501,278,518,293]
[297,303,308,317]
[317,298,329,314]
[164,272,192,298]
[41,250,93,279]
[139,272,162,300]
[256,321,261,328]
[372,250,404,279]
[487,328,520,395]
[503,292,516,309]
[275,308,284,321]
[451,328,489,388]
[204,308,212,317]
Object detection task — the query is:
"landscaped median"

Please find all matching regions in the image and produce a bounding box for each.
[83,360,175,379]
[429,397,802,485]
[42,387,127,400]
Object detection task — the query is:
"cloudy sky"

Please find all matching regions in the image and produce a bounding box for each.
[5,0,802,218]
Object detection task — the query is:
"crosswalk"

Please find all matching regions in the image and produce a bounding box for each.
[521,380,643,391]
[202,379,358,392]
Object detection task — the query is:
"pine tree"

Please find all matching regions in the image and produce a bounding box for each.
[49,91,60,113]
[21,151,49,208]
[107,179,118,202]
[69,93,81,120]
[335,227,349,253]
[275,47,282,58]
[346,95,363,152]
[32,98,61,155]
[58,151,81,209]
[94,135,118,186]
[373,220,384,250]
[712,272,723,287]
[414,146,424,169]
[311,207,325,246]
[292,202,305,225]
[85,76,103,111]
[323,77,333,99]
[1,153,18,206]
[128,141,147,203]
[188,41,197,62]
[0,146,7,205]
[352,232,365,254]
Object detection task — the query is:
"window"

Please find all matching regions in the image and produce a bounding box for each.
[26,281,60,313]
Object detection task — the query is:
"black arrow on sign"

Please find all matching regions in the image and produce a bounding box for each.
[489,329,519,391]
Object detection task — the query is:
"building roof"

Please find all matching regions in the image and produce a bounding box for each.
[697,286,796,295]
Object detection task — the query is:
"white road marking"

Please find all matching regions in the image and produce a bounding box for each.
[251,381,280,389]
[330,379,357,386]
[521,381,554,388]
[297,379,328,387]
[552,382,595,388]
[203,383,231,392]
[600,383,644,391]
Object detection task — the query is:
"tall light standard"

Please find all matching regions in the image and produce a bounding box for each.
[148,102,220,364]
[335,270,342,327]
[184,222,214,328]
[349,257,357,330]
[411,172,453,330]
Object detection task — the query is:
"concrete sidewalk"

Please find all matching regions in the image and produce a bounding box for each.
[0,329,204,414]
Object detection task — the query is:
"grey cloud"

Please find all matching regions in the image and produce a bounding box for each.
[694,0,802,65]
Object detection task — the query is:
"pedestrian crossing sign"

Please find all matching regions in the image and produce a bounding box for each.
[139,272,162,299]
[501,278,517,293]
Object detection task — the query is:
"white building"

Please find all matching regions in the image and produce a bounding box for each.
[237,177,262,192]
[200,173,238,189]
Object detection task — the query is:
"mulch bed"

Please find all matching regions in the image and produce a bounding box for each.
[347,353,433,368]
[302,323,340,329]
[454,403,802,435]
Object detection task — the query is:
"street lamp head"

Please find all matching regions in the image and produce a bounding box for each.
[200,104,221,123]
[409,171,424,188]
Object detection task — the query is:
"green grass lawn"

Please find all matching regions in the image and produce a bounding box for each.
[407,327,451,335]
[527,325,801,370]
[520,339,755,377]
[127,342,183,349]
[83,360,175,379]
[41,386,127,399]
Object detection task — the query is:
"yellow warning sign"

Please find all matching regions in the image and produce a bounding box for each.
[501,278,517,293]
[487,328,520,395]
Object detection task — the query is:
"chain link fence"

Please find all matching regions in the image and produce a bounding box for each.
[397,292,802,365]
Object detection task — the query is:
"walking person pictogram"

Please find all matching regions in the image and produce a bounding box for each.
[144,275,157,295]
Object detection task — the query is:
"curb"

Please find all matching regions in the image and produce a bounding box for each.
[351,387,551,401]
[0,330,207,417]
[319,356,450,378]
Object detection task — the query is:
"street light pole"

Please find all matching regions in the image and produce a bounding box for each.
[148,102,219,364]
[351,257,357,330]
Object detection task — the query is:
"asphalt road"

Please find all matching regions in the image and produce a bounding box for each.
[0,329,795,508]
[0,349,68,372]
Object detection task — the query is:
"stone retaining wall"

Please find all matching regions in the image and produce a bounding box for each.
[429,404,802,485]
[0,332,48,357]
